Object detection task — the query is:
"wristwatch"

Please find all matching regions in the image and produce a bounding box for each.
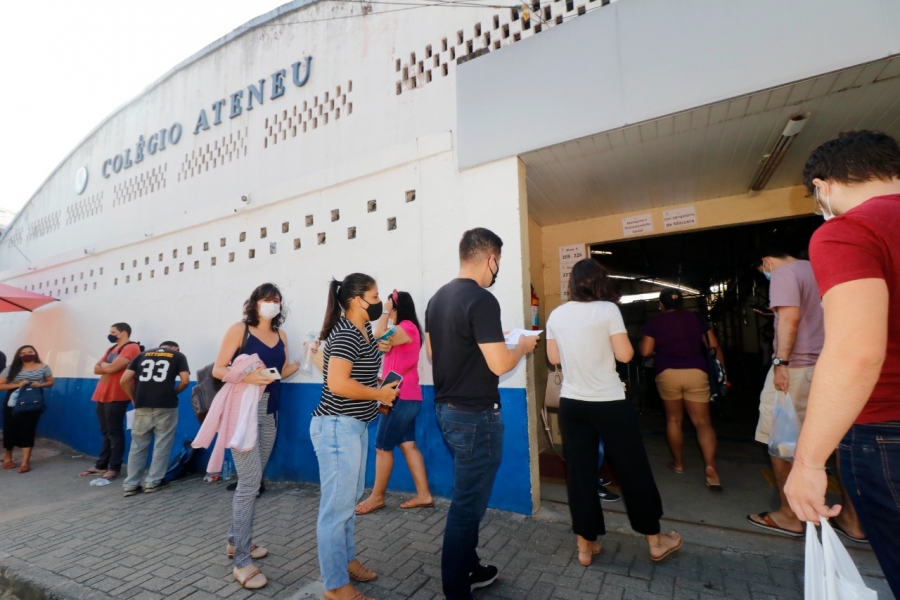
[772,357,790,367]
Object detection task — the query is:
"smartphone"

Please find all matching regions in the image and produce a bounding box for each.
[262,367,282,380]
[381,370,403,390]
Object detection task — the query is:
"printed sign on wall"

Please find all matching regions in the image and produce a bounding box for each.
[622,213,654,237]
[559,244,586,301]
[663,205,697,230]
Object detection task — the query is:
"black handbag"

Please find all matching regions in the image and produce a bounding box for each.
[12,386,45,417]
[191,324,249,423]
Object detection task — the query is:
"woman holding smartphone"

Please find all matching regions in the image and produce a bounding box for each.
[356,290,433,515]
[212,282,299,589]
[311,274,400,600]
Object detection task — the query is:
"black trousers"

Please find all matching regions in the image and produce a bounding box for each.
[3,403,41,449]
[95,401,130,471]
[558,398,663,539]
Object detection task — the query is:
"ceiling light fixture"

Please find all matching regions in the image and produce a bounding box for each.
[748,113,810,192]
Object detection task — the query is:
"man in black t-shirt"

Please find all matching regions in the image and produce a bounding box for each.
[425,228,538,599]
[120,341,190,496]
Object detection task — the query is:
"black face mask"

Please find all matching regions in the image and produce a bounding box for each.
[19,354,37,363]
[362,299,383,322]
[107,334,119,344]
[488,257,499,288]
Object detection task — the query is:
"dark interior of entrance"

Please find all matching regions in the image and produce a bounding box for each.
[539,215,828,530]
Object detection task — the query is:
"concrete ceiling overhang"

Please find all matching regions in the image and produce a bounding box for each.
[523,57,900,227]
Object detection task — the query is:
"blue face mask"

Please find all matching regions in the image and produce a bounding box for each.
[762,263,772,281]
[107,333,118,344]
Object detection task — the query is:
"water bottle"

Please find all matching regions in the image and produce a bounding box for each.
[300,330,318,373]
[222,457,233,481]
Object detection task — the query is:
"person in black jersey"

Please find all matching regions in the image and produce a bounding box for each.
[120,341,190,496]
[310,273,399,600]
[425,228,538,600]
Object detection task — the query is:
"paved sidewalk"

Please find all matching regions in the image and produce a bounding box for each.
[0,439,893,600]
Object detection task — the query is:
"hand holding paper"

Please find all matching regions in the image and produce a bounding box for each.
[504,329,543,346]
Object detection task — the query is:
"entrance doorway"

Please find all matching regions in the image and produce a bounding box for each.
[538,215,842,533]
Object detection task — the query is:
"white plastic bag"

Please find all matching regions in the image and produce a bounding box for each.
[768,391,801,459]
[804,520,877,599]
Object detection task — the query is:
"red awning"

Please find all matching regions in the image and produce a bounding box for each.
[0,283,59,312]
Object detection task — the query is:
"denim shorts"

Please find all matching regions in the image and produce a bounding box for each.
[375,399,421,450]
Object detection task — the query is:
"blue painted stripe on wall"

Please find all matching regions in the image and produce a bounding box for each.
[26,379,534,514]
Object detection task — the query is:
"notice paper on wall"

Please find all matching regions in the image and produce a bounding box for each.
[559,244,587,301]
[505,328,543,346]
[622,213,654,237]
[663,205,697,230]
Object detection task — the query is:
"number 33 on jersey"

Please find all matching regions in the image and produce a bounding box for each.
[126,348,191,409]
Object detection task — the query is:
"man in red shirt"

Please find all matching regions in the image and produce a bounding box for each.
[785,130,900,596]
[79,322,142,481]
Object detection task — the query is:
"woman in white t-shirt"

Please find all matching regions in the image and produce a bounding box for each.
[546,259,682,567]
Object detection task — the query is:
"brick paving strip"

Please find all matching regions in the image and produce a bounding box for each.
[0,441,893,600]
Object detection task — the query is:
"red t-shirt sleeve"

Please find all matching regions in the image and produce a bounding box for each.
[809,219,887,297]
[121,344,142,361]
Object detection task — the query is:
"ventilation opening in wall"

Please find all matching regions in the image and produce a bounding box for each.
[144,257,149,265]
[120,263,124,271]
[192,260,198,269]
[317,232,326,245]
[240,232,246,242]
[228,252,235,263]
[450,47,456,60]
[179,263,184,272]
[150,270,155,278]
[100,267,104,275]
[425,70,432,83]
[577,5,586,15]
[426,44,432,58]
[556,14,563,24]
[293,238,301,250]
[544,5,552,20]
[493,40,501,50]
[348,227,357,239]
[260,227,267,238]
[126,276,131,283]
[566,0,574,10]
[173,249,178,258]
[493,14,500,29]
[220,237,226,247]
[441,37,448,51]
[405,190,416,202]
[523,16,531,30]
[502,24,510,38]
[132,260,137,267]
[137,273,142,281]
[248,249,256,259]
[164,267,169,275]
[396,82,402,95]
[203,242,209,251]
[331,209,340,222]
[511,6,519,20]
[513,32,521,42]
[367,200,377,212]
[282,222,289,233]
[157,254,162,262]
[93,282,97,289]
[187,246,193,255]
[306,215,314,227]
[387,217,397,231]
[456,30,464,44]
[270,242,277,254]
[474,22,481,36]
[535,23,542,33]
[115,278,118,285]
[466,40,473,54]
[210,257,216,267]
[443,63,449,76]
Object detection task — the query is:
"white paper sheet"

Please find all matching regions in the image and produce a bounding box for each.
[504,329,543,346]
[125,409,135,431]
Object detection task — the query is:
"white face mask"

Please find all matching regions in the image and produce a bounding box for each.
[815,186,835,221]
[258,301,281,319]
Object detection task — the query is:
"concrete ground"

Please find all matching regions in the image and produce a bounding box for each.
[0,438,894,600]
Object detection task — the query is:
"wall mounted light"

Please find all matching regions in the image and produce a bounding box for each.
[748,113,810,192]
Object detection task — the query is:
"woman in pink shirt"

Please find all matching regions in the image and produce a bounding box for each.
[356,290,434,514]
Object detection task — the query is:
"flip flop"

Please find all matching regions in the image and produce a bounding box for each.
[18,465,31,474]
[705,479,723,492]
[79,467,105,476]
[831,521,869,544]
[355,501,386,515]
[746,512,803,538]
[650,533,683,562]
[2,461,16,470]
[400,499,435,509]
[101,471,119,481]
[668,462,684,474]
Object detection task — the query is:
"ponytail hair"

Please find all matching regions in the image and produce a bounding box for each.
[319,273,376,340]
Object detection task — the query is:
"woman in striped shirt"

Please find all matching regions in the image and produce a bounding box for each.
[311,273,400,600]
[1,345,54,474]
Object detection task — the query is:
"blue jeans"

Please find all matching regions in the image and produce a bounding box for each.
[375,399,421,450]
[436,404,504,600]
[839,420,900,597]
[310,415,368,590]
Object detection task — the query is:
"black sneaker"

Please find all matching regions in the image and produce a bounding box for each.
[598,477,612,487]
[598,485,620,502]
[469,564,498,590]
[123,487,142,497]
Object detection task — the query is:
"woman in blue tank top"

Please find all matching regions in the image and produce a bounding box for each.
[211,283,299,589]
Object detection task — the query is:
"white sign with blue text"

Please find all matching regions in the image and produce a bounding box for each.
[559,244,587,301]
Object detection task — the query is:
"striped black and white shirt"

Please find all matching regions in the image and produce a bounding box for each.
[313,317,381,422]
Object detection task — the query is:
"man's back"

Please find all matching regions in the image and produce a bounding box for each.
[128,348,190,409]
[811,193,900,421]
[769,260,824,367]
[426,278,505,410]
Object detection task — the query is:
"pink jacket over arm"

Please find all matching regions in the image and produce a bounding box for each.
[192,353,265,473]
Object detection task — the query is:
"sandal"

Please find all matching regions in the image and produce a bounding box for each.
[2,460,16,470]
[650,532,683,562]
[227,544,268,559]
[746,512,803,538]
[831,520,868,544]
[18,465,31,474]
[400,499,434,509]
[234,567,267,589]
[355,501,386,515]
[348,561,378,582]
[577,541,601,566]
[325,592,374,600]
[79,467,105,476]
[101,470,119,481]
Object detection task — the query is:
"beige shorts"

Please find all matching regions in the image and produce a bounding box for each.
[655,368,711,403]
[754,365,814,444]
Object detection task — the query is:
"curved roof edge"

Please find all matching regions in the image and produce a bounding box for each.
[3,0,318,242]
